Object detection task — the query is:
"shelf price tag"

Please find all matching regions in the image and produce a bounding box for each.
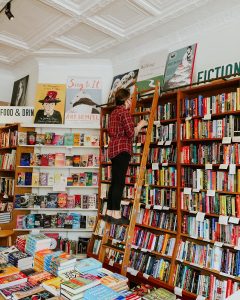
[174,287,183,297]
[131,269,138,276]
[219,215,229,225]
[234,246,240,250]
[109,260,114,266]
[165,140,172,146]
[229,217,239,224]
[145,204,151,209]
[203,114,211,120]
[185,116,192,121]
[162,206,170,210]
[192,188,200,193]
[207,190,215,197]
[137,143,141,146]
[162,162,168,167]
[205,164,212,170]
[154,121,160,126]
[219,164,228,170]
[232,136,240,143]
[183,187,192,195]
[152,163,158,170]
[196,212,205,222]
[131,245,138,250]
[214,241,223,247]
[222,137,231,144]
[31,229,40,234]
[153,205,162,210]
[229,164,236,175]
[158,140,164,146]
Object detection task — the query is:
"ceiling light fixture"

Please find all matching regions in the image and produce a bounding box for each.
[0,1,14,20]
[5,1,14,20]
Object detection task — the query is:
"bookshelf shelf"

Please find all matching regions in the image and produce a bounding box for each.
[13,228,93,232]
[182,138,223,142]
[135,223,177,234]
[21,124,100,129]
[16,185,98,188]
[17,166,99,170]
[15,208,98,212]
[132,111,150,116]
[0,169,15,172]
[180,187,240,195]
[19,145,100,149]
[0,146,17,150]
[102,243,125,253]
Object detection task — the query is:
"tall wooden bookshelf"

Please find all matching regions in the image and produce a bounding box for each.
[91,78,240,300]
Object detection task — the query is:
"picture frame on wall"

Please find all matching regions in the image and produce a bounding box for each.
[10,75,29,106]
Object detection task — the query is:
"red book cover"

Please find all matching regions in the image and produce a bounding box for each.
[236,195,240,218]
[40,154,49,166]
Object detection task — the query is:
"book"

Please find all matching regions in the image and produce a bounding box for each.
[42,277,63,296]
[17,173,25,186]
[72,155,80,167]
[0,272,27,289]
[0,266,20,278]
[74,258,102,274]
[18,132,27,145]
[45,132,55,145]
[142,288,176,300]
[47,193,58,208]
[39,172,48,186]
[20,153,31,166]
[26,131,36,145]
[73,133,80,146]
[66,156,73,167]
[60,277,100,294]
[64,133,74,146]
[36,134,45,145]
[55,153,65,167]
[57,193,67,208]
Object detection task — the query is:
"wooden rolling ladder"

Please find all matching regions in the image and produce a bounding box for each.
[98,84,160,276]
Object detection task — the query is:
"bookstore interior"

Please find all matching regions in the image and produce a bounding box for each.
[0,0,240,299]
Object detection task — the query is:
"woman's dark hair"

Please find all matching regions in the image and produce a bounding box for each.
[115,88,130,106]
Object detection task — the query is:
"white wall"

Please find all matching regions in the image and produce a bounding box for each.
[37,57,113,105]
[0,64,14,102]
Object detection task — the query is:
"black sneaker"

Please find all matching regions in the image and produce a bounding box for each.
[110,217,129,225]
[102,215,112,223]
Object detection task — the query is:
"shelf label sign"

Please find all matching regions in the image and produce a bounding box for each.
[0,106,34,124]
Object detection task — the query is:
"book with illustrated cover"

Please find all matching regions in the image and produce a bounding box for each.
[79,173,86,186]
[47,193,58,208]
[57,193,67,208]
[30,153,41,166]
[80,133,84,146]
[36,134,45,145]
[0,282,38,300]
[52,134,63,145]
[84,135,91,146]
[39,172,48,186]
[25,172,32,186]
[13,286,55,300]
[92,173,98,186]
[55,153,65,167]
[20,153,31,166]
[42,277,63,296]
[80,155,88,167]
[81,195,88,209]
[72,174,79,186]
[74,195,81,207]
[67,177,73,186]
[87,216,96,229]
[48,154,55,166]
[88,194,97,209]
[48,174,54,186]
[27,131,36,145]
[87,154,93,167]
[17,173,25,186]
[45,132,55,145]
[64,215,73,229]
[0,272,27,289]
[72,155,80,167]
[0,266,20,278]
[57,213,67,228]
[31,173,39,186]
[73,133,80,146]
[64,133,74,146]
[18,132,27,146]
[91,135,99,146]
[86,172,92,186]
[66,195,75,208]
[80,215,86,228]
[65,156,73,166]
[40,154,49,166]
[61,277,100,294]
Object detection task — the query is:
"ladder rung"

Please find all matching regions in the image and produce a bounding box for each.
[102,243,125,253]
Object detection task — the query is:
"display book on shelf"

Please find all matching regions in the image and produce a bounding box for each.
[10,123,100,256]
[88,78,240,300]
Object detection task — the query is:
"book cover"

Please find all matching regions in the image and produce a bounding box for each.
[39,172,48,186]
[72,174,79,186]
[73,133,80,146]
[64,133,74,146]
[72,155,80,167]
[47,193,58,208]
[0,272,27,289]
[26,131,36,145]
[65,156,73,167]
[80,155,88,167]
[45,132,56,145]
[36,134,45,145]
[61,277,99,294]
[84,135,91,146]
[40,154,49,166]
[66,195,75,208]
[91,135,99,146]
[24,172,32,186]
[67,177,73,186]
[48,154,56,167]
[18,132,27,146]
[163,44,197,90]
[20,153,31,166]
[79,173,86,186]
[52,134,63,145]
[55,153,65,167]
[57,193,67,208]
[17,173,25,186]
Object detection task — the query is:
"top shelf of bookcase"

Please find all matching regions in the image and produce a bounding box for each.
[21,123,100,129]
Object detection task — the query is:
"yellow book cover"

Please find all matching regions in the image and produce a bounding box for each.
[34,84,66,125]
[161,234,170,255]
[73,133,80,146]
[0,266,20,278]
[32,172,39,186]
[237,88,240,111]
[238,169,240,193]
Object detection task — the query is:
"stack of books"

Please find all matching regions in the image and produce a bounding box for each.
[28,270,54,285]
[34,249,53,271]
[8,250,33,270]
[74,258,102,274]
[50,253,76,276]
[15,235,27,252]
[25,234,52,256]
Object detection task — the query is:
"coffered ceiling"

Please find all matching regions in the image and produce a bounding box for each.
[0,0,239,66]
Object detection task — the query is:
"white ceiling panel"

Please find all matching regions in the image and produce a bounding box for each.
[0,0,239,66]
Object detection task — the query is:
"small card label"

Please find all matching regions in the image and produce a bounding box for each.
[153,205,162,210]
[196,296,206,300]
[229,164,236,175]
[207,190,215,197]
[165,140,172,146]
[158,141,164,146]
[229,217,239,224]
[205,164,212,170]
[203,114,211,120]
[185,116,192,121]
[219,164,228,170]
[143,273,150,279]
[214,241,223,247]
[219,215,229,225]
[152,163,158,170]
[174,287,183,297]
[196,212,205,222]
[162,162,168,167]
[184,187,192,195]
[222,137,231,144]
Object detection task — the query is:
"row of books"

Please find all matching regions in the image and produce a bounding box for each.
[53,236,89,256]
[18,131,99,147]
[132,228,175,256]
[182,215,240,246]
[181,115,240,139]
[14,193,98,209]
[0,201,13,212]
[136,209,177,232]
[17,171,98,187]
[148,146,176,164]
[129,250,170,282]
[181,167,238,192]
[141,186,177,208]
[157,102,176,121]
[181,91,240,117]
[0,150,16,170]
[174,264,240,299]
[151,123,176,142]
[0,129,18,148]
[181,192,240,217]
[144,167,177,186]
[0,177,14,196]
[109,224,127,242]
[16,213,96,230]
[181,143,240,164]
[20,152,99,168]
[177,239,240,275]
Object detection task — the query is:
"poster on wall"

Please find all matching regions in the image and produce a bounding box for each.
[107,69,139,104]
[10,75,29,106]
[65,77,101,128]
[34,84,66,124]
[163,43,197,90]
[137,50,167,92]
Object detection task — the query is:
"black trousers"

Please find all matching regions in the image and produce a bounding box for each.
[107,152,131,210]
